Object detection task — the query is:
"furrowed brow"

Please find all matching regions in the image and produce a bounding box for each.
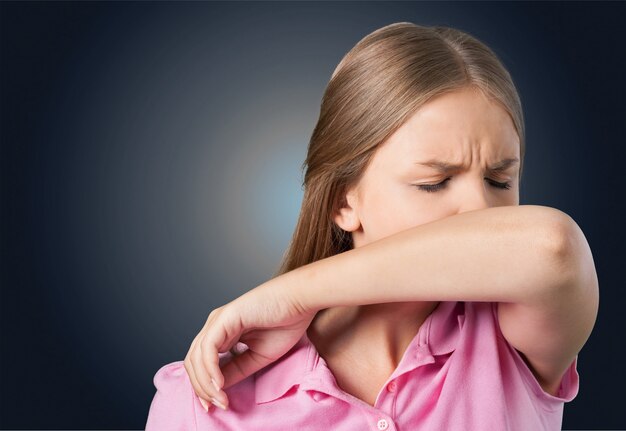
[415,157,519,173]
[488,157,520,173]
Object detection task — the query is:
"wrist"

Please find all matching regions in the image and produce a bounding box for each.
[267,262,324,315]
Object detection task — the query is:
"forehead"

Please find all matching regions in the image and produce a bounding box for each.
[378,88,520,161]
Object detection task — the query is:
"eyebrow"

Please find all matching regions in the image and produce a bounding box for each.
[414,157,520,173]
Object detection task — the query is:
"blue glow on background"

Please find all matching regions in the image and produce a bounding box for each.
[1,1,623,428]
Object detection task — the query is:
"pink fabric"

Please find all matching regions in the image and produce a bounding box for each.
[145,301,579,430]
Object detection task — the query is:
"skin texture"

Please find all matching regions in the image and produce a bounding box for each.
[308,85,522,405]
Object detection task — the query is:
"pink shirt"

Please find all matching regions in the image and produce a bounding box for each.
[145,301,579,430]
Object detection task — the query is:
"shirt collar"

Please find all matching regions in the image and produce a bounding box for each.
[254,301,465,404]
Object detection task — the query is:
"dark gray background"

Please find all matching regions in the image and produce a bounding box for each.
[1,1,624,429]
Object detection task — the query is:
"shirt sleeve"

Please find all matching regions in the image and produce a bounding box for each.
[490,302,580,408]
[145,360,199,431]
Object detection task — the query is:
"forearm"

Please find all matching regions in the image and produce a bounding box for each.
[280,205,570,311]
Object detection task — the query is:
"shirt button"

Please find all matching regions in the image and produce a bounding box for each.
[386,381,397,392]
[377,418,389,430]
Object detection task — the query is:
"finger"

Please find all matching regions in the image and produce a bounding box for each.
[190,340,227,406]
[201,319,241,390]
[229,342,249,356]
[184,338,206,399]
[220,349,274,390]
[183,308,229,410]
[198,335,230,405]
[184,350,217,404]
[185,367,215,413]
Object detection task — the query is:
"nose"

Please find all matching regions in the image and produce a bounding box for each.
[456,178,492,214]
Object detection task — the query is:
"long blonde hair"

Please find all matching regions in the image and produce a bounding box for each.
[272,22,525,277]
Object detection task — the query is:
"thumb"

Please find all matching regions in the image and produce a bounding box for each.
[221,349,274,389]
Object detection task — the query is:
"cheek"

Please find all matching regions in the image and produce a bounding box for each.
[362,186,444,240]
[393,187,468,233]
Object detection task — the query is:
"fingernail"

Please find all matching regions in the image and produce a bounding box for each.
[210,397,228,411]
[211,377,221,392]
[199,397,210,412]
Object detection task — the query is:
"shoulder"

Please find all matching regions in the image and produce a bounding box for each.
[451,301,579,412]
[484,301,580,406]
[146,354,258,431]
[145,360,201,430]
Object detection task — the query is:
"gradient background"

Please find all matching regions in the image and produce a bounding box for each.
[1,1,624,429]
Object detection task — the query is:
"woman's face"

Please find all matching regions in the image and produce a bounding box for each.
[335,86,521,248]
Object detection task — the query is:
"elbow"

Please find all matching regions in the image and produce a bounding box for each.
[539,208,599,301]
[540,208,578,266]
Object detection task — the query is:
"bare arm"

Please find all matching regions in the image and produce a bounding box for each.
[283,204,598,396]
[289,204,570,308]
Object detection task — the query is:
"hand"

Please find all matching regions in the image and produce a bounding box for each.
[183,279,318,411]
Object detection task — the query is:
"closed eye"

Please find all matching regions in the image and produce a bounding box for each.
[415,178,512,193]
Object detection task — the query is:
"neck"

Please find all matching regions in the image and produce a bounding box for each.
[306,301,440,369]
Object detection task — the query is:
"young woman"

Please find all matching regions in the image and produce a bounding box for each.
[146,22,598,430]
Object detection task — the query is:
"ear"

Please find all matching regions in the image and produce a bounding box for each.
[333,185,361,232]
